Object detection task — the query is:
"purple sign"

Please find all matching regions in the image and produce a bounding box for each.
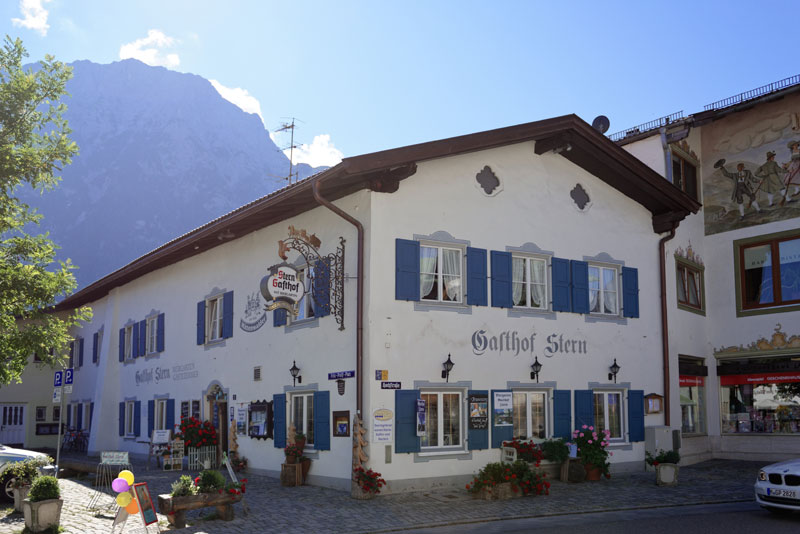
[328,370,355,380]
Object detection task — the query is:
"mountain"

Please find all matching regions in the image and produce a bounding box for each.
[20,59,322,291]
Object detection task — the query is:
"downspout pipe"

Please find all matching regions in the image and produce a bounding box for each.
[312,170,365,418]
[659,224,677,427]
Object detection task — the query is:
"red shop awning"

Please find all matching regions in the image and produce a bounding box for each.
[720,371,800,386]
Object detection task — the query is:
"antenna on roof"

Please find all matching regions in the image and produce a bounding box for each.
[274,117,303,184]
[592,115,610,135]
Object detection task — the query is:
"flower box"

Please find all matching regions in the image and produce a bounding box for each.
[157,491,243,529]
[12,485,30,512]
[23,498,63,533]
[656,463,679,486]
[472,482,524,500]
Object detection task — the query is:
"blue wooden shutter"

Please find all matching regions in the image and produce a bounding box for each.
[552,257,571,312]
[467,390,489,450]
[273,394,286,448]
[222,291,234,339]
[313,391,330,450]
[134,401,142,437]
[196,301,205,345]
[147,400,155,439]
[491,390,514,448]
[553,390,572,440]
[68,341,74,368]
[273,308,287,327]
[166,399,175,434]
[119,402,125,436]
[77,403,83,430]
[466,248,488,306]
[78,338,84,367]
[67,404,72,428]
[157,313,165,352]
[395,239,420,301]
[395,389,420,453]
[312,259,331,317]
[622,267,639,318]
[89,403,94,431]
[138,319,147,355]
[490,251,513,308]
[574,390,594,430]
[92,332,99,363]
[571,260,590,314]
[628,390,645,442]
[119,328,125,362]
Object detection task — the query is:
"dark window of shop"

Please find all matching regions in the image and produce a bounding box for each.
[676,258,705,315]
[679,357,707,434]
[737,231,800,313]
[672,153,698,201]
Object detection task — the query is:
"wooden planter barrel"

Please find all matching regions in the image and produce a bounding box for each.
[158,492,243,529]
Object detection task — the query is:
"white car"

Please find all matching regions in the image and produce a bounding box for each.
[755,459,800,513]
[0,444,57,501]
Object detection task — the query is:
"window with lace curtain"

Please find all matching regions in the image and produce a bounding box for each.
[588,264,619,315]
[512,256,548,310]
[420,245,463,303]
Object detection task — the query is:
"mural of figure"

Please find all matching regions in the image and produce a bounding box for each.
[719,162,761,219]
[755,151,786,206]
[781,140,800,203]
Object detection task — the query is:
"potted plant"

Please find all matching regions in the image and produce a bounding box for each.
[351,466,386,500]
[230,453,248,473]
[7,456,51,512]
[645,449,680,486]
[294,432,307,451]
[23,476,62,533]
[299,455,312,483]
[159,472,246,529]
[571,425,611,481]
[541,439,571,481]
[284,443,303,465]
[465,460,550,500]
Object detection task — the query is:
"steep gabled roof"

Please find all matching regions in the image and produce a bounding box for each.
[57,114,698,310]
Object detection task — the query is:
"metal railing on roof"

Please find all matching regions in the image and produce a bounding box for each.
[704,74,800,111]
[608,111,684,142]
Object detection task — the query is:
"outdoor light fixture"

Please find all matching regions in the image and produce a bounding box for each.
[336,379,345,396]
[530,356,542,382]
[609,359,620,383]
[290,360,302,386]
[441,353,455,382]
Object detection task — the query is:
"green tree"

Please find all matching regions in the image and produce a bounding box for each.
[0,36,91,385]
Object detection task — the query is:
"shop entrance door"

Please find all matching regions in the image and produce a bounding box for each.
[0,404,25,446]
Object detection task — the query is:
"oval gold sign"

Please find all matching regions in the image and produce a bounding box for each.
[373,409,393,421]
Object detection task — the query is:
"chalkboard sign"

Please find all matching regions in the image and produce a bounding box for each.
[468,393,488,430]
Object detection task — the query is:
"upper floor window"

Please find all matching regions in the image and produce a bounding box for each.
[420,390,462,449]
[512,256,548,310]
[738,232,800,312]
[589,265,618,315]
[206,295,224,342]
[672,153,698,200]
[124,325,134,361]
[594,390,623,439]
[512,390,548,439]
[676,258,705,314]
[293,267,316,322]
[420,245,463,303]
[146,316,158,354]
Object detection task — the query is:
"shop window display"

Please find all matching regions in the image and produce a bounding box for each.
[721,374,800,434]
[679,376,706,434]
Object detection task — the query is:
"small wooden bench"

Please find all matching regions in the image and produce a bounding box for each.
[157,492,242,529]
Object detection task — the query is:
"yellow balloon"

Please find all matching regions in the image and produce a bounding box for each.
[116,492,132,507]
[119,470,135,485]
[125,498,139,515]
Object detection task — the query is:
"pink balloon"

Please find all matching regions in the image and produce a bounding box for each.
[112,478,129,493]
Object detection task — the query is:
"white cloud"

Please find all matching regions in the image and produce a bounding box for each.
[209,80,264,125]
[11,0,52,36]
[119,30,180,68]
[285,134,343,168]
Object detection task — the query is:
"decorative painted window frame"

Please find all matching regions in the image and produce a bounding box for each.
[675,255,706,316]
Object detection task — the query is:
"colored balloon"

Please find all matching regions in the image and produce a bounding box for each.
[111,478,129,493]
[125,499,139,514]
[116,492,132,507]
[119,470,135,485]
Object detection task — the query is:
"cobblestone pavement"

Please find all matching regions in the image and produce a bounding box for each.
[0,459,761,534]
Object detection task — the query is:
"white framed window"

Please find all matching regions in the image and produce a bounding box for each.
[146,315,158,354]
[82,404,91,431]
[292,267,316,322]
[589,264,619,315]
[512,390,549,439]
[191,400,201,420]
[594,391,624,440]
[124,325,134,361]
[290,392,314,446]
[125,400,135,436]
[420,390,463,449]
[206,295,224,342]
[420,245,463,303]
[512,256,549,310]
[36,406,46,422]
[155,398,168,431]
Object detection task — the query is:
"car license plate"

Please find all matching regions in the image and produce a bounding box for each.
[767,488,797,498]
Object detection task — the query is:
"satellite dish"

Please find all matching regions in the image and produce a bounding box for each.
[592,115,610,134]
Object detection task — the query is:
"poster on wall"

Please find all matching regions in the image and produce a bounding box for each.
[493,391,513,426]
[415,399,426,437]
[468,393,488,430]
[372,409,392,443]
[236,408,248,435]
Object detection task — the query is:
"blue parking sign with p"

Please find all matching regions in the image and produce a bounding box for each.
[65,369,74,385]
[54,371,63,387]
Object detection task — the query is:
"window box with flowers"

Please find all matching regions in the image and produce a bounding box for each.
[158,472,247,529]
[465,461,550,500]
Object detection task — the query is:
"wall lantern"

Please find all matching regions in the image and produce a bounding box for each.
[290,360,302,387]
[336,379,346,396]
[441,354,455,382]
[530,356,542,383]
[608,359,620,383]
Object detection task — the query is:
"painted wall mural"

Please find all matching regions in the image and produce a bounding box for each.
[702,95,800,235]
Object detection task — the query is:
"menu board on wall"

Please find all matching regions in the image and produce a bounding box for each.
[468,393,488,430]
[493,391,513,426]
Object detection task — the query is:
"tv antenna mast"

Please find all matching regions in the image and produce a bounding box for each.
[274,117,303,184]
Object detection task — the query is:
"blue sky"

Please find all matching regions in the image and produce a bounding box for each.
[3,0,799,167]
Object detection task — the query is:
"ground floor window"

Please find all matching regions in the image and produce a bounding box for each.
[421,391,462,449]
[155,398,168,431]
[125,401,136,436]
[512,391,548,439]
[594,391,623,439]
[291,392,314,446]
[680,376,706,434]
[721,372,800,434]
[36,406,46,422]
